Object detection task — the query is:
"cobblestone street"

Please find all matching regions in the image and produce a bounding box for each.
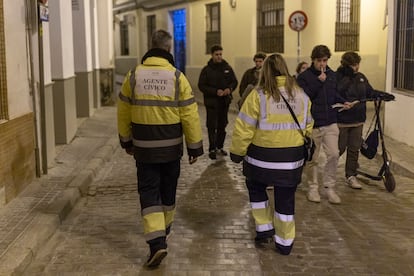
[21,107,414,275]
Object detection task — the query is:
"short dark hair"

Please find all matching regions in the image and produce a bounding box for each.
[341,51,361,66]
[210,44,223,54]
[311,45,331,59]
[151,30,172,50]
[254,52,267,60]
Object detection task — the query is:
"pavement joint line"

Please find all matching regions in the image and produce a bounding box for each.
[0,179,64,255]
[0,132,119,274]
[0,213,61,275]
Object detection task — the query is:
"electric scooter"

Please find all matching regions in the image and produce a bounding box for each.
[356,91,396,192]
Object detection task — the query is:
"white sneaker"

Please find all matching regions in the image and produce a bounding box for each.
[326,189,341,204]
[346,176,362,189]
[307,188,321,203]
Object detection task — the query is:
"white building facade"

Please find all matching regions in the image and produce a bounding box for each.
[0,0,114,204]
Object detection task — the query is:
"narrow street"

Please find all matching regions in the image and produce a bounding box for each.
[22,106,414,275]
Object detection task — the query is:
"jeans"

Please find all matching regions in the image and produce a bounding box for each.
[339,125,363,178]
[205,100,229,151]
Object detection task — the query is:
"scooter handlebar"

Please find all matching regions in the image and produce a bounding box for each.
[373,90,395,101]
[359,90,395,102]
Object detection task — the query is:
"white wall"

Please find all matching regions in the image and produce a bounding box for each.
[49,0,75,79]
[41,22,52,85]
[91,0,100,69]
[97,0,114,68]
[3,0,32,119]
[72,0,93,72]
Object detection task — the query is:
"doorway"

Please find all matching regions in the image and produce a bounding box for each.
[170,9,186,74]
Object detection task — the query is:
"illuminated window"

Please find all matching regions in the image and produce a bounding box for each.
[335,0,360,51]
[147,15,156,50]
[120,17,129,55]
[257,0,284,53]
[205,2,221,54]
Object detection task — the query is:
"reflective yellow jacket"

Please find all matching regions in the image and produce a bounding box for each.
[117,56,203,163]
[230,77,313,186]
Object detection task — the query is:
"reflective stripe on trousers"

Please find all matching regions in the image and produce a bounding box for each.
[246,179,297,249]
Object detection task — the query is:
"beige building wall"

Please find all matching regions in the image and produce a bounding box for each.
[114,0,388,89]
[114,0,389,110]
[113,0,413,147]
[172,1,259,89]
[358,0,387,90]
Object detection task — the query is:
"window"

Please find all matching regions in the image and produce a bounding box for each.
[147,15,156,50]
[205,2,220,54]
[257,0,284,53]
[120,16,129,55]
[335,0,360,51]
[0,1,8,120]
[394,0,414,92]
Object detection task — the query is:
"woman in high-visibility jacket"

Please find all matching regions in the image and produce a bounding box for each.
[230,53,313,255]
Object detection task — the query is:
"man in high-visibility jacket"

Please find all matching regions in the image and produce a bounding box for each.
[117,30,203,268]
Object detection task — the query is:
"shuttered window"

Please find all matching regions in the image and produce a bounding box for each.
[147,15,156,50]
[257,0,284,53]
[120,17,129,55]
[394,0,414,92]
[0,0,8,120]
[335,0,360,51]
[205,2,221,54]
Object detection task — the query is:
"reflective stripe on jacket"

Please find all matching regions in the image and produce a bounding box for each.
[117,56,203,163]
[230,83,313,186]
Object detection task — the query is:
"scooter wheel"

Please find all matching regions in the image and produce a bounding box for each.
[383,171,396,192]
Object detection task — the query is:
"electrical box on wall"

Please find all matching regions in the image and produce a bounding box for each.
[38,0,49,22]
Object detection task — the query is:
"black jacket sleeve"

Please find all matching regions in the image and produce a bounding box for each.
[198,67,217,96]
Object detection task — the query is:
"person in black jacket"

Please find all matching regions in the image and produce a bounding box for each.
[238,52,266,102]
[297,45,349,204]
[336,51,380,189]
[198,45,238,160]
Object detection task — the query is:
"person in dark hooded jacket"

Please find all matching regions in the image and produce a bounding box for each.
[198,45,238,160]
[336,51,382,189]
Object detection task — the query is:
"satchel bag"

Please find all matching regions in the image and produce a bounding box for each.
[280,94,315,162]
[360,129,379,159]
[303,135,316,162]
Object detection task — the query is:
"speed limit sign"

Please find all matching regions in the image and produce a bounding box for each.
[289,10,308,32]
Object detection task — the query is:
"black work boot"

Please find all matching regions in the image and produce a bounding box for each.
[208,149,217,160]
[145,237,167,268]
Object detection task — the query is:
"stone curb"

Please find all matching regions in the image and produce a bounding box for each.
[0,137,119,275]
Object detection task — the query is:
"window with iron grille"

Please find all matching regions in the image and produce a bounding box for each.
[120,18,129,55]
[394,0,414,93]
[0,0,7,120]
[257,0,284,53]
[335,0,360,51]
[147,15,156,50]
[205,2,220,54]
